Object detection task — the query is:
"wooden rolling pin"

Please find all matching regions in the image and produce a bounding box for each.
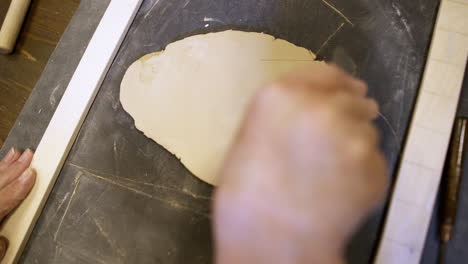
[0,0,31,54]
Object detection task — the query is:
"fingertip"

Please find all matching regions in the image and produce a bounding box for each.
[327,62,341,71]
[4,168,37,206]
[19,168,36,187]
[18,149,34,164]
[375,152,390,198]
[367,99,380,120]
[0,147,20,165]
[351,79,368,96]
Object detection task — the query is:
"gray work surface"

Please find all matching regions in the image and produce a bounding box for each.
[1,0,458,263]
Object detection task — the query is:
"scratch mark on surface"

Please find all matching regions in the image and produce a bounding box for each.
[112,139,119,175]
[72,208,90,225]
[90,173,153,197]
[52,244,62,263]
[91,217,126,259]
[135,145,151,158]
[400,18,412,40]
[38,192,70,236]
[119,136,152,158]
[37,108,42,114]
[203,17,226,24]
[94,173,210,217]
[19,49,37,62]
[397,99,403,132]
[143,0,161,19]
[165,198,195,212]
[56,241,108,264]
[104,91,118,110]
[182,0,192,8]
[56,192,71,213]
[317,23,345,55]
[179,187,211,200]
[54,174,82,241]
[396,56,409,133]
[68,164,209,217]
[393,3,402,16]
[379,112,399,144]
[69,163,211,200]
[321,0,353,26]
[391,2,414,42]
[49,84,61,106]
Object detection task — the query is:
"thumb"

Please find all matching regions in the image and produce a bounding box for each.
[0,236,8,261]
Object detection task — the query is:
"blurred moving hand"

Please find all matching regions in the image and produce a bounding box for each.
[214,64,388,264]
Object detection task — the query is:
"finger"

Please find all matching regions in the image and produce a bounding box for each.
[333,93,379,120]
[349,78,368,97]
[335,73,369,97]
[278,64,341,91]
[0,168,36,221]
[364,98,379,120]
[344,122,380,148]
[0,149,34,190]
[0,236,7,262]
[296,64,367,97]
[0,148,21,170]
[363,150,389,207]
[326,63,369,96]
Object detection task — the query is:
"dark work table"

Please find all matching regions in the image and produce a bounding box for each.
[1,0,460,263]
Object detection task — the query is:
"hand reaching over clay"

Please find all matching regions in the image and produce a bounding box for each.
[214,64,388,264]
[0,148,36,260]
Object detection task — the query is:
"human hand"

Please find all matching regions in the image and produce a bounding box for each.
[0,148,36,260]
[214,64,388,264]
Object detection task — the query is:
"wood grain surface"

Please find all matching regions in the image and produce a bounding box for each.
[0,0,79,147]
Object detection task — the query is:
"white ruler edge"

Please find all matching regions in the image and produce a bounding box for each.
[0,1,143,263]
[375,0,468,263]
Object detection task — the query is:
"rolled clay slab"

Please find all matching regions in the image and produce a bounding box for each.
[120,30,320,185]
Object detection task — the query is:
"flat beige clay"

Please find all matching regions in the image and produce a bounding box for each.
[120,30,320,185]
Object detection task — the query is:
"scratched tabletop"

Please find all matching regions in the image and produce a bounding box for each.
[0,0,445,263]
